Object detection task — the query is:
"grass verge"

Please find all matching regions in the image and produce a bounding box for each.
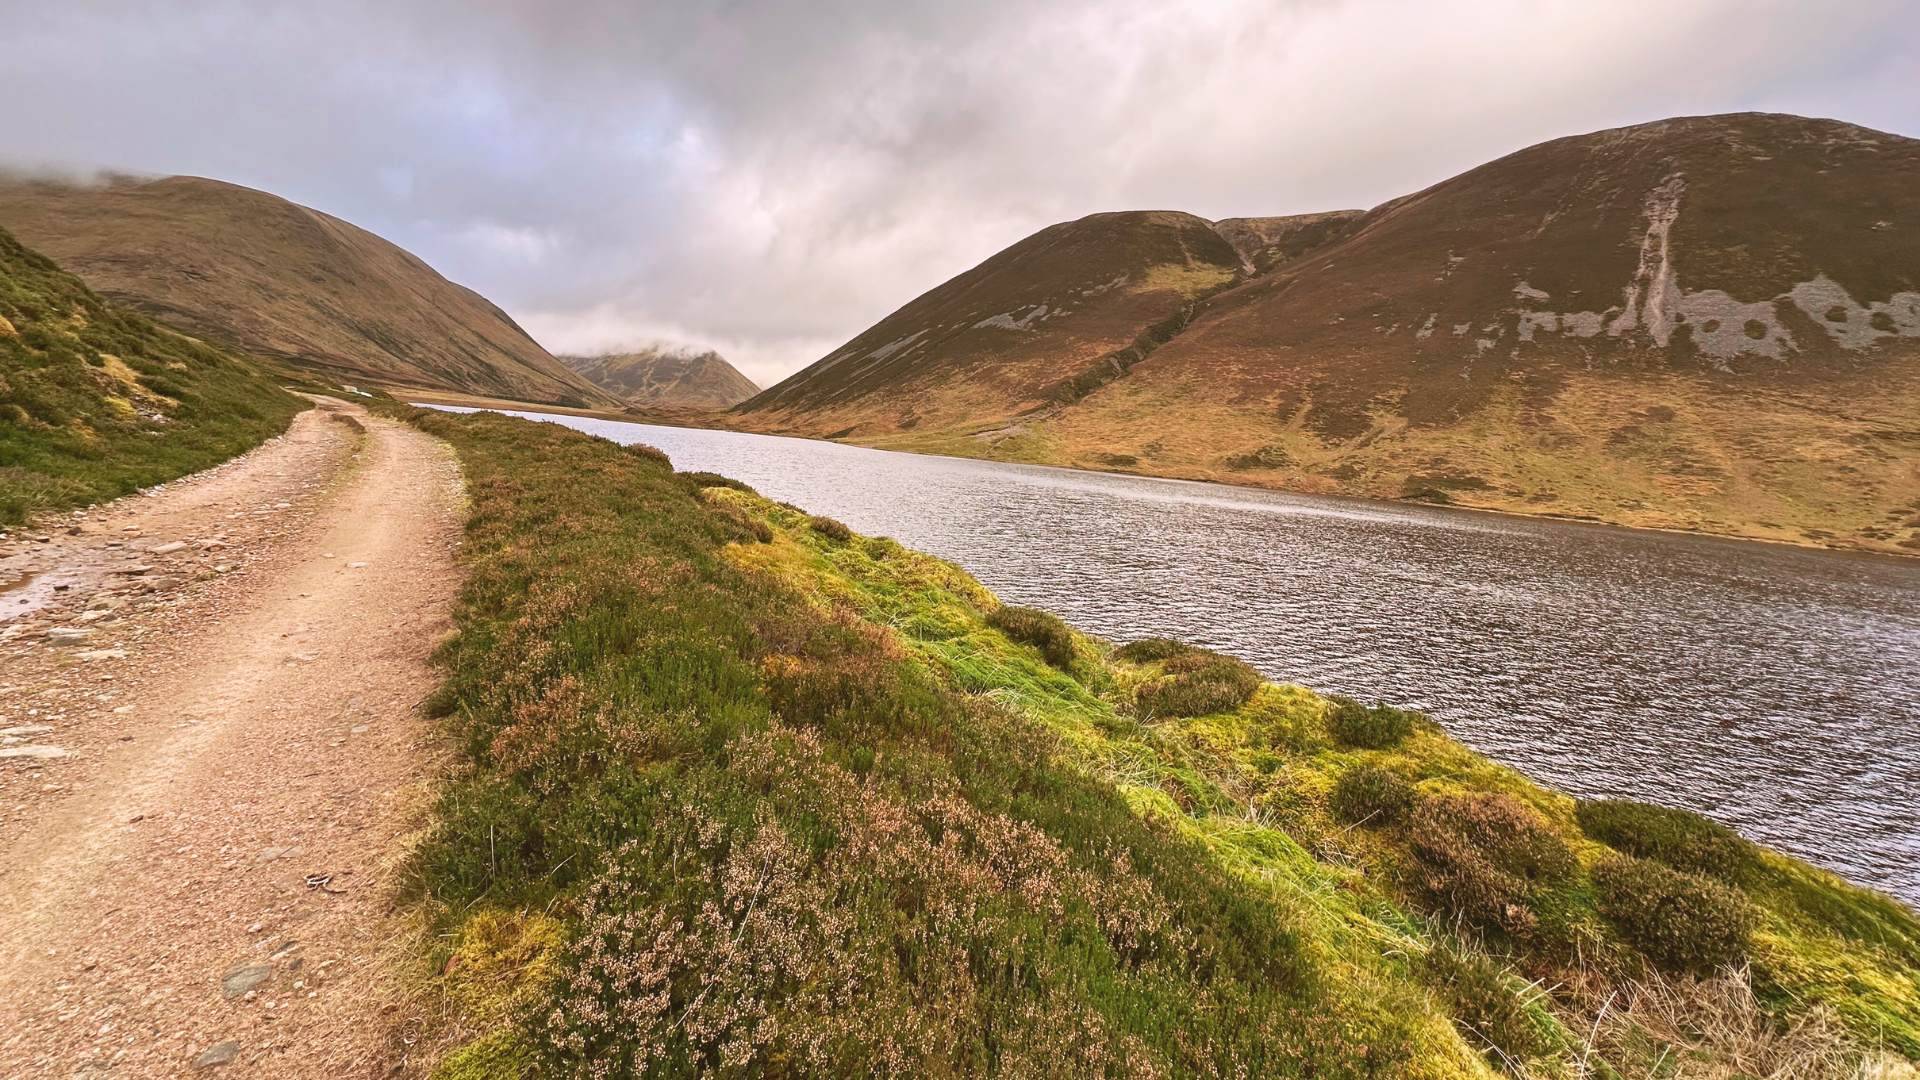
[0,226,302,525]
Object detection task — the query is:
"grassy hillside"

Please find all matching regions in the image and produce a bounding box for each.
[736,114,1920,556]
[0,226,301,525]
[401,407,1920,1078]
[559,347,759,409]
[0,175,617,409]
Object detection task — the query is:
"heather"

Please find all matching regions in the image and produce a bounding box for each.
[405,407,1920,1078]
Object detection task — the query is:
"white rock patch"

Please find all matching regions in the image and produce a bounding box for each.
[973,305,1052,331]
[1506,175,1919,363]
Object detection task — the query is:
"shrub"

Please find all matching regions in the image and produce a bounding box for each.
[1115,637,1192,663]
[624,442,672,467]
[986,605,1079,671]
[1225,444,1293,470]
[711,503,774,544]
[1326,696,1415,749]
[1424,941,1559,1064]
[1576,799,1753,881]
[423,682,462,719]
[809,515,853,543]
[1409,793,1576,936]
[676,470,757,495]
[1135,649,1262,718]
[1330,763,1415,826]
[1593,856,1754,974]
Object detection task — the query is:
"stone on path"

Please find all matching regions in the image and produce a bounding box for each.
[221,962,271,999]
[0,745,70,760]
[193,1041,240,1069]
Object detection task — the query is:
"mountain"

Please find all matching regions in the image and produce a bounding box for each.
[739,114,1920,554]
[742,210,1247,437]
[0,225,301,523]
[1210,209,1364,274]
[559,346,759,409]
[0,174,617,409]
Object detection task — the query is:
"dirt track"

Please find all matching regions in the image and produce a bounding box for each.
[0,399,463,1076]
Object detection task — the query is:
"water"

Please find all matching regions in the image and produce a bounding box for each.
[428,405,1920,904]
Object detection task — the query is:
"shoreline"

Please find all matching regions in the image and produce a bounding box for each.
[399,388,1920,565]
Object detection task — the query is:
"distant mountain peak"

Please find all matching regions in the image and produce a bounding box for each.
[560,344,759,409]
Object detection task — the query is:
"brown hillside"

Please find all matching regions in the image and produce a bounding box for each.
[739,113,1920,554]
[560,347,759,409]
[740,210,1245,435]
[1145,112,1920,438]
[0,175,617,408]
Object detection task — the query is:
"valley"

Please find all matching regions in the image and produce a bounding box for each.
[3,93,1919,1076]
[734,114,1920,556]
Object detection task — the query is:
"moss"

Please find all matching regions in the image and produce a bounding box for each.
[433,1028,538,1080]
[430,909,562,1079]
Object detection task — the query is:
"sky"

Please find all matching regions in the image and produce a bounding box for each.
[3,0,1917,388]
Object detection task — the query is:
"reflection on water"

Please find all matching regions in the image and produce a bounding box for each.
[430,405,1920,904]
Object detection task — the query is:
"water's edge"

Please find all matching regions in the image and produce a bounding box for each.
[419,402,1920,904]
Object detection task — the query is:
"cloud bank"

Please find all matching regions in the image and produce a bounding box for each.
[3,0,1915,386]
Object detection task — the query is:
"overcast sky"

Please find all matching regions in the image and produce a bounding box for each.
[3,1,1916,387]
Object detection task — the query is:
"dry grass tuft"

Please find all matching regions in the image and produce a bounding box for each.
[1575,968,1886,1080]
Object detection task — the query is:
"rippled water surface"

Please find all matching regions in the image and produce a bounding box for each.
[433,406,1920,903]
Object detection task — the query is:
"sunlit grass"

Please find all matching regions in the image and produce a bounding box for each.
[0,226,301,524]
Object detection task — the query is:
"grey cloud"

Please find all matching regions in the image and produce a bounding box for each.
[2,0,1916,387]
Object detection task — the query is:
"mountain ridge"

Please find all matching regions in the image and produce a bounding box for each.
[559,346,759,409]
[0,174,618,408]
[736,112,1920,554]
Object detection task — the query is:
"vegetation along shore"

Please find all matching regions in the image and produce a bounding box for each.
[398,404,1920,1078]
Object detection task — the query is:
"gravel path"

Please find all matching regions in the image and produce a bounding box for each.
[0,399,464,1076]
